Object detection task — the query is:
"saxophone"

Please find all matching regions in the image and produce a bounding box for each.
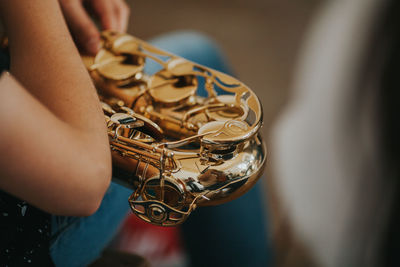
[83,31,267,226]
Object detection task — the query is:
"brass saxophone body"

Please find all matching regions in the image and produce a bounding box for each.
[84,31,267,226]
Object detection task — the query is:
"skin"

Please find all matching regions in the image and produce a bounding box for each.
[59,0,130,55]
[0,0,129,216]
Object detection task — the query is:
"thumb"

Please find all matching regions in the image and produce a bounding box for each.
[61,1,101,55]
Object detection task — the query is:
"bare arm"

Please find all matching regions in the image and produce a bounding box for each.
[0,0,112,216]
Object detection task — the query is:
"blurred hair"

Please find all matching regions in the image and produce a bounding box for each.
[376,0,400,265]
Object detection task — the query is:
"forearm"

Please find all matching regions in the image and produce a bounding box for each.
[0,73,111,216]
[0,0,112,215]
[0,0,106,135]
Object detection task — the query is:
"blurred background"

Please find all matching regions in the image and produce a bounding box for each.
[105,0,400,266]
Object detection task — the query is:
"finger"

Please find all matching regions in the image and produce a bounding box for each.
[90,0,118,31]
[60,0,101,55]
[114,0,130,32]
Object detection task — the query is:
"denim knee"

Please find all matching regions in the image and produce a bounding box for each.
[148,30,233,74]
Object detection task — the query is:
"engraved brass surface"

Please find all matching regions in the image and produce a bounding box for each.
[85,31,267,226]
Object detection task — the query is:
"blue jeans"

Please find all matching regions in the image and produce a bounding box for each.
[50,31,271,267]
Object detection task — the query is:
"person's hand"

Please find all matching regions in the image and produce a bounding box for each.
[59,0,130,55]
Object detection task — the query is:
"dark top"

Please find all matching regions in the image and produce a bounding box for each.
[0,191,53,266]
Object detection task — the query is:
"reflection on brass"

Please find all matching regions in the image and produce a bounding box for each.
[85,31,267,226]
